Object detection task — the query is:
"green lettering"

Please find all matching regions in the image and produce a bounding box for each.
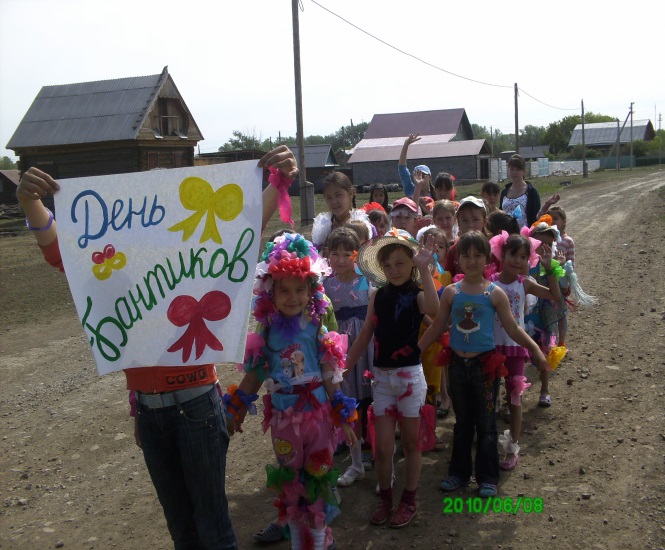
[208,247,229,278]
[228,227,254,282]
[115,296,141,330]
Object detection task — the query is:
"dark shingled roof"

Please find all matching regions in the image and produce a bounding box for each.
[7,68,168,149]
[363,108,469,139]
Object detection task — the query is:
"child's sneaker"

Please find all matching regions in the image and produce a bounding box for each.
[361,451,374,471]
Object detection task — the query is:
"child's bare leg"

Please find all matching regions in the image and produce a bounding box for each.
[399,417,422,491]
[439,367,451,410]
[507,403,522,458]
[558,318,567,346]
[374,415,397,489]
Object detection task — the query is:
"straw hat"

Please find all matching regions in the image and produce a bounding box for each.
[356,229,424,287]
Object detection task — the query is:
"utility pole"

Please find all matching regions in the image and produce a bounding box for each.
[659,113,662,166]
[292,0,314,225]
[514,83,519,153]
[629,102,634,170]
[616,119,621,171]
[581,99,588,178]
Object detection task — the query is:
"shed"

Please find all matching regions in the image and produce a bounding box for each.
[288,144,340,192]
[519,145,550,159]
[348,109,489,186]
[0,170,20,204]
[6,67,203,182]
[568,120,655,149]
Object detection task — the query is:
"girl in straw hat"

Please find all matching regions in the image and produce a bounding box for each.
[346,230,438,528]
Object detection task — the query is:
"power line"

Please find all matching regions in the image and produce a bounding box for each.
[310,0,579,111]
[518,87,578,111]
[310,0,511,89]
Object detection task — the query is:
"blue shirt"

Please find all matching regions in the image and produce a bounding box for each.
[450,282,497,353]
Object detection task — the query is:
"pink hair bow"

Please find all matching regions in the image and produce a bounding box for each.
[490,231,510,262]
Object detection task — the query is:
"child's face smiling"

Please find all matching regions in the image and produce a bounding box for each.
[381,246,414,286]
[273,277,310,318]
[502,246,529,277]
[324,185,353,221]
[459,245,487,278]
[328,247,355,277]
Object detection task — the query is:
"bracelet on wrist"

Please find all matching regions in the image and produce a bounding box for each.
[26,208,54,232]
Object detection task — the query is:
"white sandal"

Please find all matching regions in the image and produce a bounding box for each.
[337,466,364,487]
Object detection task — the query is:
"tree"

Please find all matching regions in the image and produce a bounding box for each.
[519,125,546,147]
[0,156,17,169]
[218,130,266,152]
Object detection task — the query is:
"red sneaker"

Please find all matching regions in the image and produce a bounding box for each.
[369,498,394,525]
[389,501,417,528]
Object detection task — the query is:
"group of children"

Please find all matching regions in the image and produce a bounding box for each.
[16,146,588,550]
[227,163,592,549]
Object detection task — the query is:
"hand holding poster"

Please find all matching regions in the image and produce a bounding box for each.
[54,161,262,375]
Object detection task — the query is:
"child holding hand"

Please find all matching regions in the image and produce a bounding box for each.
[229,233,353,550]
[420,231,547,498]
[347,231,438,528]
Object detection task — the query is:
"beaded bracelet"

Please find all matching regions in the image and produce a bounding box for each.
[26,208,54,231]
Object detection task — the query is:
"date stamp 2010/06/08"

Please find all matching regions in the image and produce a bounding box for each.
[443,497,543,515]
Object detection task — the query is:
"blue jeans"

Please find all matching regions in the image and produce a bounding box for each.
[137,386,237,550]
[447,354,500,486]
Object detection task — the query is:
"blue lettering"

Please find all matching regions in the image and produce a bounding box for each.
[70,190,166,249]
[71,191,108,249]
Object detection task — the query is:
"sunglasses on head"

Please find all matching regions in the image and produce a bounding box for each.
[390,209,416,218]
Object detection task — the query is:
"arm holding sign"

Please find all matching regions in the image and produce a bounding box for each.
[16,167,60,247]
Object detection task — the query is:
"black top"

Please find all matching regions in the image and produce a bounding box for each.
[373,281,423,368]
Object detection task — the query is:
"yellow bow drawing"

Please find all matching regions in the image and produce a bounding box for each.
[168,177,244,244]
[91,245,127,281]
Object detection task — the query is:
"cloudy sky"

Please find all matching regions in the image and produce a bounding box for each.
[1,0,663,160]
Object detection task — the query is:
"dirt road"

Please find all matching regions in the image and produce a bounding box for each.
[1,168,664,549]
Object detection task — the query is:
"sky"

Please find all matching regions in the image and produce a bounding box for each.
[1,0,663,160]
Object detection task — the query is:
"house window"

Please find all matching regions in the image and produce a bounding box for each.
[152,98,189,138]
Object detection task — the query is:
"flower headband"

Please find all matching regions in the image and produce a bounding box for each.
[489,230,540,268]
[253,233,331,326]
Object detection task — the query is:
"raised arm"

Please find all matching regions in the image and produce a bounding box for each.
[258,145,299,234]
[398,134,421,198]
[415,235,439,317]
[524,243,560,301]
[16,168,60,247]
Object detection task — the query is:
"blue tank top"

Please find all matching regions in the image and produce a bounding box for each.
[450,282,497,353]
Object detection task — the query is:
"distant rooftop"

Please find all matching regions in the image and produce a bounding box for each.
[568,119,655,147]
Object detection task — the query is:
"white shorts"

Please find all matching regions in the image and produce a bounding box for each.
[372,365,427,418]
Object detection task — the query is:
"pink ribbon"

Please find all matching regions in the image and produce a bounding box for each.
[398,383,413,401]
[510,375,531,406]
[268,166,294,227]
[167,291,231,362]
[391,345,413,361]
[397,370,412,379]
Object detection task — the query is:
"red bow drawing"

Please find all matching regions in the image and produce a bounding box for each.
[167,291,231,362]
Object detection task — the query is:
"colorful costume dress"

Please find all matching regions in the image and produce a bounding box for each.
[323,274,373,402]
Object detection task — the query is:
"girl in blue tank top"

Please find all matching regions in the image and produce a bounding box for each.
[420,231,547,498]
